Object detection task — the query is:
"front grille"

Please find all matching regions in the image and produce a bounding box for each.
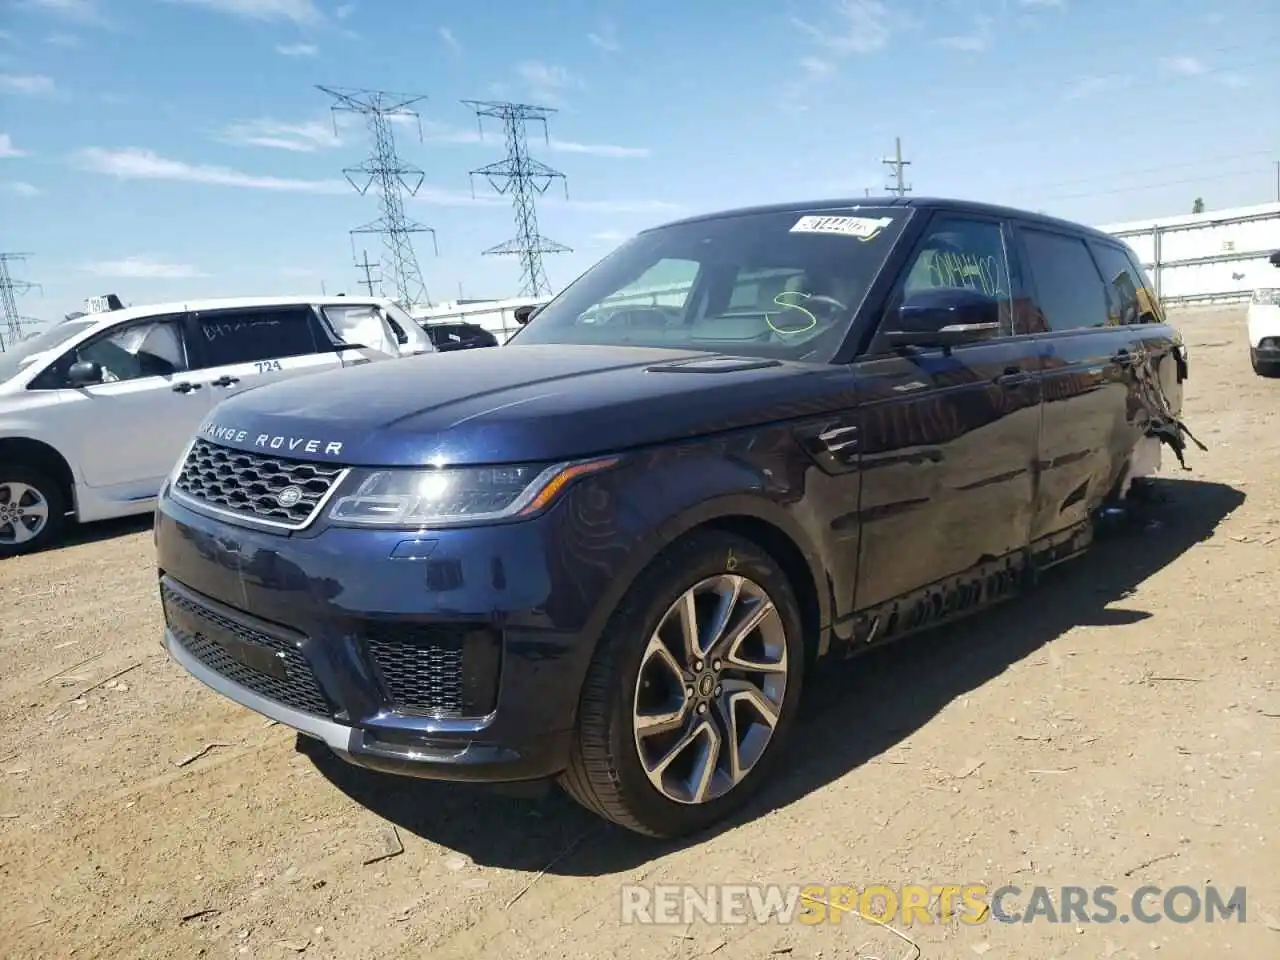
[364,624,502,720]
[162,582,333,718]
[172,438,347,528]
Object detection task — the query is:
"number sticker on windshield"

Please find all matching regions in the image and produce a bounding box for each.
[790,215,894,241]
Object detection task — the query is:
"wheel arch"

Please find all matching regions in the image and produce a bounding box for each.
[583,494,834,669]
[0,437,77,518]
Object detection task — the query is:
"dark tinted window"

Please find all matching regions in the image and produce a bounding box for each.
[1090,242,1143,325]
[77,317,189,382]
[1021,229,1109,332]
[511,208,911,362]
[879,216,1013,339]
[194,306,320,368]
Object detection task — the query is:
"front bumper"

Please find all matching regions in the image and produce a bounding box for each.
[154,488,613,784]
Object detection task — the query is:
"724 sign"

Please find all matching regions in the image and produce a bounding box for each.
[254,360,283,373]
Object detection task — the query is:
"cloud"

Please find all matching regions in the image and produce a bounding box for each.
[335,3,354,18]
[1161,55,1207,76]
[0,73,56,95]
[166,0,323,26]
[590,230,631,244]
[275,42,317,57]
[799,56,836,78]
[220,118,340,152]
[74,146,349,193]
[0,133,25,157]
[938,15,993,52]
[516,60,576,105]
[1018,0,1064,7]
[439,26,460,54]
[46,32,82,47]
[547,138,649,159]
[587,22,620,52]
[17,0,106,25]
[83,256,207,279]
[792,0,892,56]
[1062,74,1113,100]
[4,181,40,196]
[556,198,681,215]
[1217,72,1249,88]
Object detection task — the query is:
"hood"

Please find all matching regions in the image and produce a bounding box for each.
[198,344,854,466]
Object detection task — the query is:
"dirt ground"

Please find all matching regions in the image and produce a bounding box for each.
[2,305,1277,960]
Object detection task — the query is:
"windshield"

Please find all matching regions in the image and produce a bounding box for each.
[0,319,98,383]
[511,207,910,362]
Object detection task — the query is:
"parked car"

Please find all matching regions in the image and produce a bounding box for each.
[421,321,499,352]
[156,198,1194,838]
[1247,250,1280,376]
[0,294,433,556]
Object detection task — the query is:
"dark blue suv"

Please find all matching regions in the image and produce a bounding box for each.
[156,198,1192,838]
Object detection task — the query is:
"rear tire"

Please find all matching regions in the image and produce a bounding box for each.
[0,466,68,558]
[560,531,806,838]
[1251,349,1280,377]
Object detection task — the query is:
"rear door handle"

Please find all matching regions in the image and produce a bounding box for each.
[210,375,240,387]
[171,382,201,394]
[1112,349,1143,367]
[994,366,1029,389]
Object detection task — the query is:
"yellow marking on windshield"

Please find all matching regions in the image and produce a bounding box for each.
[766,291,818,334]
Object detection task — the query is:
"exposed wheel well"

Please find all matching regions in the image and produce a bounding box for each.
[0,438,76,517]
[696,515,824,667]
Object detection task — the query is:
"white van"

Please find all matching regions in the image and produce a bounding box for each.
[0,294,434,556]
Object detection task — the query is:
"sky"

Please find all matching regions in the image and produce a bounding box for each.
[0,0,1277,328]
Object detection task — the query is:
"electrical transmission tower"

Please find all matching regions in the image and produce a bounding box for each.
[462,100,570,298]
[0,253,42,352]
[882,136,912,197]
[318,86,439,307]
[354,249,382,296]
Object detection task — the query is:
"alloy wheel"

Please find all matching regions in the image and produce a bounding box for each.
[0,481,50,547]
[631,574,789,805]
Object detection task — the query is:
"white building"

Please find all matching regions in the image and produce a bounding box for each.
[1097,201,1280,305]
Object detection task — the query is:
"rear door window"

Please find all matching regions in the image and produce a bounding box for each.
[192,306,323,368]
[1019,229,1110,333]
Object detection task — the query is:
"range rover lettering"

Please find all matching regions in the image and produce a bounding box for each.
[156,198,1194,839]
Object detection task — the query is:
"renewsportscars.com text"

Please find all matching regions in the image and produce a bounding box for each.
[619,884,1248,927]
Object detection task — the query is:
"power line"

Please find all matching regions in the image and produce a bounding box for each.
[0,253,41,352]
[318,85,439,308]
[462,99,571,298]
[883,136,911,197]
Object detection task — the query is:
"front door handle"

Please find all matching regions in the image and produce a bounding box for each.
[210,375,240,387]
[1112,349,1142,367]
[171,381,201,394]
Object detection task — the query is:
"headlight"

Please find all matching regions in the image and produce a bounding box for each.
[327,456,620,528]
[1252,288,1280,305]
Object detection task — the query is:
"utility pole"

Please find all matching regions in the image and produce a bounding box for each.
[354,249,382,296]
[462,99,571,298]
[318,85,439,308]
[882,136,912,197]
[0,253,41,352]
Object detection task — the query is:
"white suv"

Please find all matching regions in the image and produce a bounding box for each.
[1248,250,1280,377]
[0,294,434,556]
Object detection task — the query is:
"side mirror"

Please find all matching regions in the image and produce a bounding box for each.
[1269,250,1280,268]
[513,304,541,325]
[67,360,104,387]
[882,288,1002,349]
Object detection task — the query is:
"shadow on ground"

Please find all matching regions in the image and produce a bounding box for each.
[61,513,154,549]
[303,477,1242,877]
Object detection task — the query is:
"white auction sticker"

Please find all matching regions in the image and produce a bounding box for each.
[789,215,895,241]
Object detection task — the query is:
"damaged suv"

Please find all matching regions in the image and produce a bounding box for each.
[156,198,1195,839]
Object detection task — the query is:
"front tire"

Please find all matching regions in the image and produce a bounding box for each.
[560,531,806,838]
[0,467,68,558]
